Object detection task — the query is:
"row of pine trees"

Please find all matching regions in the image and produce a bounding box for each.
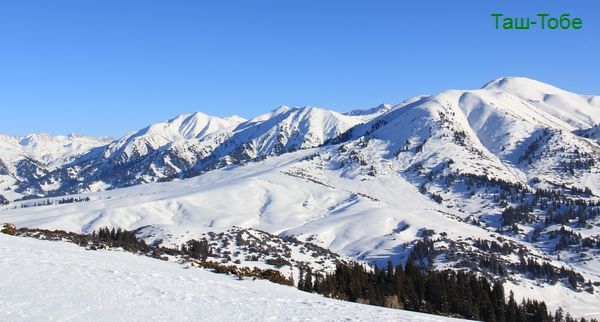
[298,261,597,322]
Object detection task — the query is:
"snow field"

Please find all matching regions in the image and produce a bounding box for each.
[0,234,464,322]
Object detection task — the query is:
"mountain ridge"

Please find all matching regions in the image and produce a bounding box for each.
[2,76,600,200]
[2,77,600,317]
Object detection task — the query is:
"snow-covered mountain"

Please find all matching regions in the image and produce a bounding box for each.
[0,133,112,201]
[2,77,600,318]
[483,77,600,129]
[13,105,377,197]
[345,77,600,186]
[0,133,112,168]
[344,103,394,116]
[103,112,245,163]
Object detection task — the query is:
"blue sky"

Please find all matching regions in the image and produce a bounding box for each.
[1,1,599,137]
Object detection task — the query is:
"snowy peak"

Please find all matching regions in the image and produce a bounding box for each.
[483,77,600,129]
[103,112,245,161]
[278,106,360,148]
[344,103,393,116]
[217,105,371,160]
[29,105,376,196]
[18,132,54,147]
[344,80,600,186]
[20,133,112,162]
[0,132,111,169]
[130,112,245,142]
[143,112,246,140]
[482,76,564,93]
[359,77,600,146]
[0,132,112,202]
[7,76,600,202]
[245,105,292,124]
[102,105,358,166]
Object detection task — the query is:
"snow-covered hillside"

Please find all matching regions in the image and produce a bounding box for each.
[0,133,112,169]
[0,233,462,322]
[483,77,600,129]
[102,112,245,163]
[9,105,379,197]
[0,146,487,263]
[3,77,600,318]
[0,133,111,201]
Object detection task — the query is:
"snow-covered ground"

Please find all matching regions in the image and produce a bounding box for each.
[0,233,464,322]
[2,77,600,319]
[2,141,600,318]
[0,146,492,263]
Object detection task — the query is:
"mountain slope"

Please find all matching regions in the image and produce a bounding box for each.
[0,233,461,322]
[0,133,112,201]
[102,112,245,163]
[483,77,600,129]
[24,106,376,197]
[0,133,111,169]
[204,106,371,163]
[3,142,600,318]
[3,77,600,318]
[2,147,482,255]
[345,78,600,190]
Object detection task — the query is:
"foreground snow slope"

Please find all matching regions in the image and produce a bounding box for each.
[0,234,463,322]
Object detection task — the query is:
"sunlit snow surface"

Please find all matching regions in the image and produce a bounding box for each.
[0,234,464,322]
[3,77,600,319]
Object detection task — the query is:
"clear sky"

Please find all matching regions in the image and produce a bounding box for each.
[1,0,599,138]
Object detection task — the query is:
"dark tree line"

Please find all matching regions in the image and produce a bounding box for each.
[406,237,584,291]
[180,239,212,261]
[496,184,600,228]
[298,260,597,322]
[437,171,599,231]
[501,191,600,226]
[473,238,516,255]
[17,196,91,208]
[91,227,150,253]
[9,226,294,286]
[550,227,600,251]
[501,204,536,226]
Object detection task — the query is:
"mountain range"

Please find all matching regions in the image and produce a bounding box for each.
[2,77,600,318]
